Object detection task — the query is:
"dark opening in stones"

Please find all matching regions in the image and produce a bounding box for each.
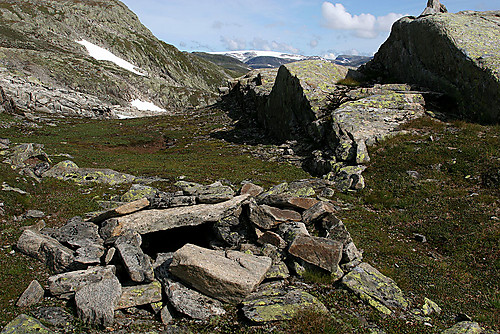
[140,222,218,257]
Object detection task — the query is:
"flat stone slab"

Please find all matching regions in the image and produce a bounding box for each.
[102,194,249,237]
[48,265,116,296]
[75,276,122,327]
[241,282,328,323]
[0,314,53,334]
[342,262,409,315]
[288,234,343,273]
[116,281,162,309]
[169,244,272,304]
[249,201,302,230]
[176,181,235,204]
[90,198,150,223]
[16,280,44,307]
[166,281,226,320]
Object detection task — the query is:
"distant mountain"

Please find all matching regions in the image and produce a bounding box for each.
[208,51,371,70]
[192,52,251,77]
[0,0,230,118]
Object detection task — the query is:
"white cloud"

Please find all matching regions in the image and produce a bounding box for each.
[321,2,404,39]
[309,39,319,48]
[220,36,246,51]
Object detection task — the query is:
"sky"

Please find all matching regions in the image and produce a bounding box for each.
[120,0,500,57]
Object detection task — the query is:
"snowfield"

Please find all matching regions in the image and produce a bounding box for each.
[76,40,145,76]
[130,99,166,112]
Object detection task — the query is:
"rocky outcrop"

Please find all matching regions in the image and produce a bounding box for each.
[421,0,447,15]
[362,11,500,123]
[0,314,53,334]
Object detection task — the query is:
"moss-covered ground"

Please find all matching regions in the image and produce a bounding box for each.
[0,110,498,333]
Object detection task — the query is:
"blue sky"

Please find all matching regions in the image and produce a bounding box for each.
[120,0,499,57]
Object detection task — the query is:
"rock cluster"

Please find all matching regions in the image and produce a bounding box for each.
[11,179,415,328]
[225,61,427,190]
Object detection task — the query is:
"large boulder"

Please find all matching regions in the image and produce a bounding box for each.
[362,11,500,123]
[48,266,117,296]
[169,244,272,304]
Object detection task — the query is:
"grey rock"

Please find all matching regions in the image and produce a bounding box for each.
[277,222,309,244]
[257,231,287,249]
[153,252,174,285]
[90,198,150,224]
[1,182,28,195]
[302,201,337,225]
[213,215,252,247]
[248,200,301,230]
[0,314,53,334]
[74,245,105,265]
[422,297,442,316]
[241,282,328,323]
[115,231,154,283]
[8,143,50,169]
[421,0,448,16]
[240,183,264,197]
[48,265,116,296]
[104,247,116,264]
[101,194,249,237]
[16,229,76,273]
[75,276,122,327]
[31,307,73,328]
[56,217,103,248]
[116,281,162,309]
[169,244,272,304]
[265,262,290,280]
[121,184,158,202]
[16,280,44,307]
[42,161,136,185]
[24,210,45,219]
[160,306,173,325]
[175,181,235,204]
[166,281,226,320]
[288,234,343,274]
[328,165,367,191]
[343,241,363,264]
[442,321,483,334]
[150,191,196,209]
[342,262,409,315]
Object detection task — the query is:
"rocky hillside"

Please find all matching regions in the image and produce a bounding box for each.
[0,0,230,118]
[362,10,500,123]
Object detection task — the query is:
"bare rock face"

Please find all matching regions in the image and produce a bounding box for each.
[74,276,122,327]
[169,244,272,304]
[362,10,500,123]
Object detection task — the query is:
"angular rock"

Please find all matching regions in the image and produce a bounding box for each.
[149,191,196,209]
[277,222,309,244]
[169,244,272,304]
[342,262,409,315]
[421,0,448,16]
[302,201,337,225]
[75,276,122,327]
[328,165,366,192]
[16,280,44,307]
[362,11,500,123]
[56,217,103,248]
[265,262,290,280]
[75,245,105,265]
[242,282,328,323]
[17,229,76,273]
[115,231,154,283]
[442,321,483,334]
[176,181,235,204]
[42,161,136,185]
[0,314,53,334]
[31,307,73,328]
[48,265,116,296]
[160,306,173,325]
[8,143,50,169]
[101,194,249,237]
[104,247,116,264]
[257,231,286,249]
[121,184,158,202]
[90,198,150,224]
[285,197,319,210]
[248,201,301,230]
[422,297,442,316]
[240,183,264,197]
[288,234,343,273]
[153,252,174,285]
[166,281,226,320]
[116,281,162,309]
[24,210,45,219]
[213,215,252,247]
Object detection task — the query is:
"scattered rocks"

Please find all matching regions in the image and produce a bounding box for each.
[169,244,272,304]
[342,262,409,315]
[16,280,44,307]
[23,210,45,219]
[176,180,235,204]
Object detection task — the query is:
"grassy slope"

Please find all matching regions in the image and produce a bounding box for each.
[0,111,498,333]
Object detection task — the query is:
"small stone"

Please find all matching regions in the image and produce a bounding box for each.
[104,247,116,264]
[116,281,162,309]
[240,183,264,197]
[257,231,287,249]
[90,198,150,223]
[160,306,173,325]
[422,297,441,316]
[277,222,309,244]
[414,233,427,243]
[265,262,290,280]
[16,280,44,307]
[24,210,45,219]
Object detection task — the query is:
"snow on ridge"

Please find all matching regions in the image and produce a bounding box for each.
[130,99,166,112]
[209,50,308,63]
[76,40,146,76]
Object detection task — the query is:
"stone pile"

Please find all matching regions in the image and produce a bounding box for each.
[11,179,413,329]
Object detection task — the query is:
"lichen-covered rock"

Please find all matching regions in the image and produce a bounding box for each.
[166,281,226,320]
[342,262,409,315]
[115,231,154,283]
[116,281,162,310]
[362,11,500,123]
[442,321,484,334]
[121,184,158,202]
[169,244,272,304]
[42,162,136,185]
[0,314,53,334]
[265,262,290,280]
[48,265,117,296]
[175,181,235,204]
[241,282,328,323]
[213,215,252,247]
[422,297,442,316]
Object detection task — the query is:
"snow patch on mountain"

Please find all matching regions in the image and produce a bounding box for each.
[76,40,146,76]
[131,99,166,112]
[209,50,307,63]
